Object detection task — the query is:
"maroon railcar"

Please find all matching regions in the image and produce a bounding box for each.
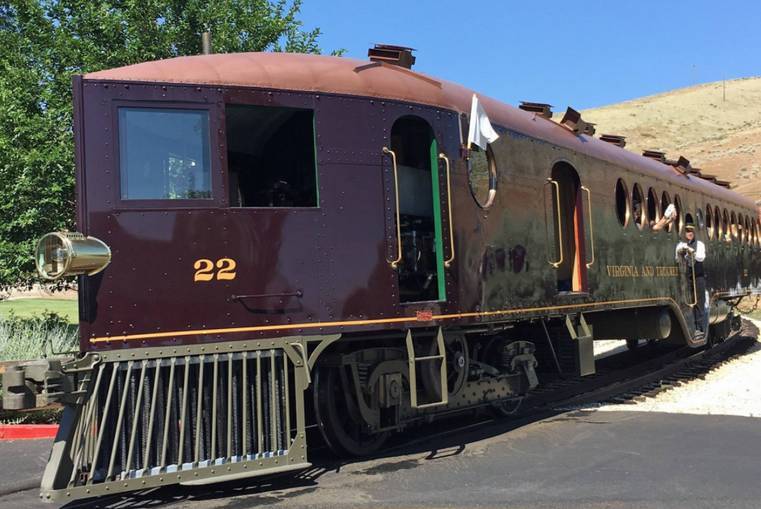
[12,49,761,502]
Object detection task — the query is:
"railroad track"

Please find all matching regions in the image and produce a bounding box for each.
[19,321,757,507]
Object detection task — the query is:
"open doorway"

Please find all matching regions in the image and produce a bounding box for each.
[390,116,446,303]
[551,163,587,293]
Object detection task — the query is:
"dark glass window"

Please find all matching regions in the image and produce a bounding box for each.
[647,187,659,226]
[615,179,629,227]
[119,108,211,200]
[225,104,317,207]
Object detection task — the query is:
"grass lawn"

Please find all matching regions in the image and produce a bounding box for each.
[0,298,78,324]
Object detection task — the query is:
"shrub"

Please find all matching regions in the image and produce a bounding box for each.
[0,311,78,362]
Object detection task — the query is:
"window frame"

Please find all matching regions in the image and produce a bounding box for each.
[112,101,223,210]
[466,144,498,209]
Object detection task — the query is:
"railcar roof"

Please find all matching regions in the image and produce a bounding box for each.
[86,52,755,210]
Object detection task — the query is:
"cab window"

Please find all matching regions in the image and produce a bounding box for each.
[225,104,318,207]
[118,108,212,200]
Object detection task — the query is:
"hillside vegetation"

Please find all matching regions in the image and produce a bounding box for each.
[559,77,761,203]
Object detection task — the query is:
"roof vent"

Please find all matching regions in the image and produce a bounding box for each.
[368,44,416,69]
[560,107,595,135]
[642,150,666,163]
[519,101,553,118]
[715,179,731,188]
[673,156,691,174]
[599,134,627,147]
[699,173,718,183]
[688,166,703,176]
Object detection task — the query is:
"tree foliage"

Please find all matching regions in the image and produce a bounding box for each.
[0,0,333,288]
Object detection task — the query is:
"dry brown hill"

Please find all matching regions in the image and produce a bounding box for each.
[557,77,761,204]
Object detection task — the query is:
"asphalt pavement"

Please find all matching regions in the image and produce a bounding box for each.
[2,410,760,509]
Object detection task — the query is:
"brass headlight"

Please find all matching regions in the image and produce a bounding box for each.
[35,232,111,280]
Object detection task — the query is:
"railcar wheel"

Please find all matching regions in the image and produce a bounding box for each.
[422,332,469,400]
[490,397,524,417]
[313,365,389,457]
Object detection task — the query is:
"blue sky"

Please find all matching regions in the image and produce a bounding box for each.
[300,1,761,109]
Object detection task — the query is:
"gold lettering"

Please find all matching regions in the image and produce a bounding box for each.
[605,264,679,278]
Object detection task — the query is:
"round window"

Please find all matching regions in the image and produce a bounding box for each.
[467,145,496,208]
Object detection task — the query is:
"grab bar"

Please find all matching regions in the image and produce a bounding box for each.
[581,185,595,268]
[382,147,402,268]
[439,153,456,268]
[545,178,564,268]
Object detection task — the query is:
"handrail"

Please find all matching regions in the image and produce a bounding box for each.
[545,178,564,268]
[581,185,595,268]
[439,152,455,268]
[687,257,698,307]
[382,147,403,268]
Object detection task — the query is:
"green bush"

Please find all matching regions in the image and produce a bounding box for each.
[0,311,78,361]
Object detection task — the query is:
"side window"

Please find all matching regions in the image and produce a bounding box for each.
[632,183,645,230]
[118,108,211,200]
[615,178,629,227]
[722,209,730,242]
[647,187,659,227]
[225,104,318,207]
[674,194,683,233]
[705,204,714,240]
[467,145,497,208]
[661,191,672,232]
[746,215,752,245]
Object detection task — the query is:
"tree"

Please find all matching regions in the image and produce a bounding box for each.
[0,0,335,288]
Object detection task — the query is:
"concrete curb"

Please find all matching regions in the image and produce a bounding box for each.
[0,424,58,440]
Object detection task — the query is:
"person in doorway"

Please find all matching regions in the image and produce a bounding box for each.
[675,222,707,338]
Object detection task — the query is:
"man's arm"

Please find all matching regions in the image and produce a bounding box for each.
[694,241,706,262]
[675,241,685,262]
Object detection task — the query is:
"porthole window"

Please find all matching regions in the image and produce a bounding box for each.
[715,206,722,240]
[647,187,659,227]
[615,179,630,227]
[705,204,714,240]
[722,209,730,242]
[745,215,751,245]
[632,184,645,230]
[685,213,694,231]
[660,191,672,232]
[467,145,497,208]
[696,208,705,230]
[750,221,758,247]
[674,195,683,233]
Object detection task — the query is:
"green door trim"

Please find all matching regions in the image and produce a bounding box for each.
[429,138,447,301]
